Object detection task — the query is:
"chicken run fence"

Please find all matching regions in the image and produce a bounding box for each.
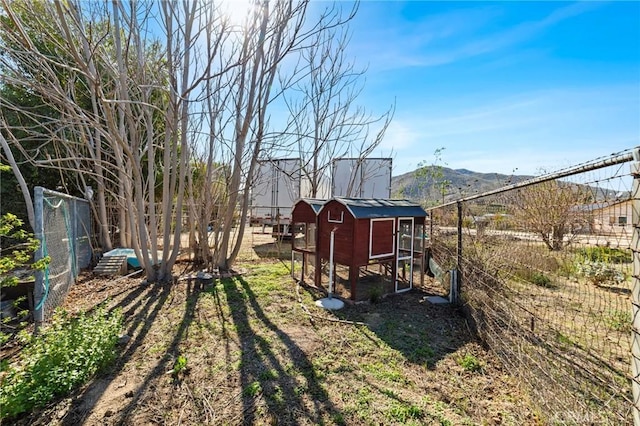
[427,148,639,424]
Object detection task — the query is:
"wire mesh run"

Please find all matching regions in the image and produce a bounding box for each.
[429,152,636,424]
[33,187,92,322]
[293,254,435,303]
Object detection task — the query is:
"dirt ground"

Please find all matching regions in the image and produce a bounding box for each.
[5,226,541,425]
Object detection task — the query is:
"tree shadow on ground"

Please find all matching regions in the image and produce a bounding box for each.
[313,286,474,370]
[54,276,202,425]
[222,275,341,424]
[112,278,203,424]
[595,283,631,295]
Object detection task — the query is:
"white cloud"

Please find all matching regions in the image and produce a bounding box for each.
[381,84,640,176]
[377,120,421,151]
[350,2,603,71]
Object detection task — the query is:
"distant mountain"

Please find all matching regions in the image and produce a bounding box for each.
[391,166,625,204]
[391,166,535,203]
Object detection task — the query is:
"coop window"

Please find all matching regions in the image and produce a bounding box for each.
[618,216,627,226]
[369,218,395,259]
[328,210,344,223]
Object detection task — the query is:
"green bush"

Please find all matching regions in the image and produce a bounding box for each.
[513,268,555,288]
[0,213,49,289]
[576,260,625,286]
[0,213,50,343]
[0,306,123,420]
[529,272,552,288]
[575,247,631,264]
[457,353,483,373]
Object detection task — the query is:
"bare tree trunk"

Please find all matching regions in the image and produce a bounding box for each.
[216,2,268,271]
[0,124,34,228]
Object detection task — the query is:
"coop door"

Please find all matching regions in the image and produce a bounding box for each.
[396,218,414,292]
[369,218,395,259]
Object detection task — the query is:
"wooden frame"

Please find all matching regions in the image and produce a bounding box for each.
[369,218,395,259]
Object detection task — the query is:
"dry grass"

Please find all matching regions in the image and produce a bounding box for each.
[8,226,541,425]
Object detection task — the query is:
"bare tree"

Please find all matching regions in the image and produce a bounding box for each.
[0,123,34,228]
[211,1,364,271]
[0,0,394,278]
[0,0,217,281]
[214,0,305,271]
[510,179,593,251]
[282,1,394,198]
[414,147,451,206]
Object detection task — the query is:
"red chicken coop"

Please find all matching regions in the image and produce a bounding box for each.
[291,197,427,302]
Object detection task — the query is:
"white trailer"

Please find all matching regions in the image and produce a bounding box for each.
[251,158,302,238]
[331,157,393,198]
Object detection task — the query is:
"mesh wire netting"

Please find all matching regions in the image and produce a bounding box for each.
[429,159,634,423]
[34,188,92,322]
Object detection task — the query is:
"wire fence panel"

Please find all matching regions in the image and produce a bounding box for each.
[33,187,92,322]
[428,150,636,424]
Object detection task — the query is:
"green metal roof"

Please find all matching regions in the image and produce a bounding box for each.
[332,197,427,219]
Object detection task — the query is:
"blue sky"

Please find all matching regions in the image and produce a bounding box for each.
[337,1,640,176]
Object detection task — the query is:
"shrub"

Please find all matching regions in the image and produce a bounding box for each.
[605,310,632,333]
[0,213,49,289]
[369,285,383,304]
[529,272,552,288]
[0,306,123,419]
[575,247,631,264]
[0,213,50,344]
[513,268,555,288]
[500,244,560,275]
[575,260,625,286]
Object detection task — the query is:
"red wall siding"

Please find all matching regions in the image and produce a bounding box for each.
[292,202,317,223]
[370,219,395,259]
[318,201,355,265]
[317,200,424,269]
[352,219,371,265]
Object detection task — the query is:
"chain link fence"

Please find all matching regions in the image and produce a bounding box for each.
[33,187,92,322]
[427,149,637,424]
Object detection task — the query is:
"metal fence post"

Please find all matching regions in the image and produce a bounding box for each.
[631,147,640,426]
[71,198,77,279]
[33,186,44,326]
[455,201,463,304]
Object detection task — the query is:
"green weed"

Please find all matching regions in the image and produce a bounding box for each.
[457,353,483,373]
[258,368,279,381]
[243,381,261,397]
[173,355,188,376]
[529,272,552,288]
[369,285,384,303]
[362,361,407,383]
[605,310,632,332]
[406,342,435,365]
[386,401,424,422]
[575,247,631,264]
[381,388,398,398]
[0,306,122,420]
